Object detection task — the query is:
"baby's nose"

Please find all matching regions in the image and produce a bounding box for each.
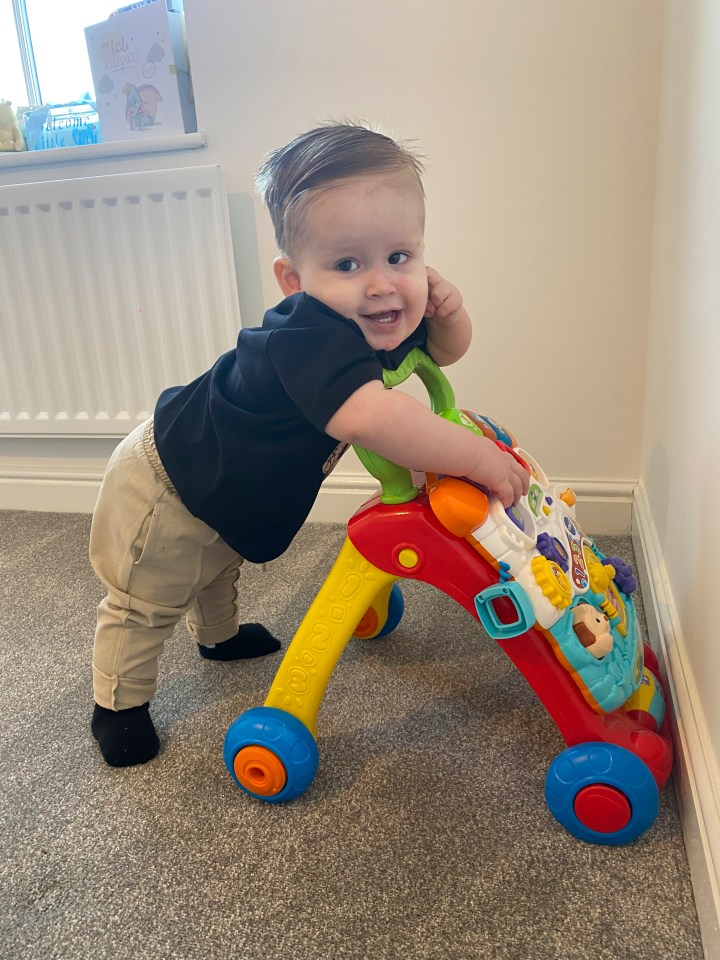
[365,267,395,297]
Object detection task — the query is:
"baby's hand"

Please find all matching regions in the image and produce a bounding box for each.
[467,437,530,508]
[425,267,465,325]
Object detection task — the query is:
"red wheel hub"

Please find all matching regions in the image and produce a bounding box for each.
[574,784,632,833]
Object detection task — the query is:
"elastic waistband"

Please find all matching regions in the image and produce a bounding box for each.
[141,419,178,495]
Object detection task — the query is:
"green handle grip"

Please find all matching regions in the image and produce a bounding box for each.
[353,348,457,504]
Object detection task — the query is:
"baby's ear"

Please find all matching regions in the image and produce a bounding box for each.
[273,257,302,296]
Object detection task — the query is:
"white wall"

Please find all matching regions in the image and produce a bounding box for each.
[644,1,720,725]
[640,0,720,942]
[187,0,662,481]
[0,0,663,529]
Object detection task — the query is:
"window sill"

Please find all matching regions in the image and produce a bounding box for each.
[0,131,207,172]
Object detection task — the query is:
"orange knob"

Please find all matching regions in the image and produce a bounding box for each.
[559,488,577,508]
[428,476,489,537]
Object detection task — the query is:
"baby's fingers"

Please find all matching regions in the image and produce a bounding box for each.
[515,460,531,496]
[428,283,462,320]
[498,458,530,507]
[498,478,518,509]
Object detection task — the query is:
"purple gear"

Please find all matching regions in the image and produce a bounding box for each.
[605,555,637,594]
[536,533,570,572]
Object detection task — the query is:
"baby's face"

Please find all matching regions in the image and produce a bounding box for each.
[289,173,428,351]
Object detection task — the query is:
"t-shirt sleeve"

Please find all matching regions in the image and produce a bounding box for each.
[265,319,383,432]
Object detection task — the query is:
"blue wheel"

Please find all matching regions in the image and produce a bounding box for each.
[224,706,319,803]
[544,742,660,845]
[375,583,405,637]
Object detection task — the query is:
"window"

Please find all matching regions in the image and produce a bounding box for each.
[0,3,26,110]
[2,1,116,111]
[1,0,198,159]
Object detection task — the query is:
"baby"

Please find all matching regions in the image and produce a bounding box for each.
[89,122,529,766]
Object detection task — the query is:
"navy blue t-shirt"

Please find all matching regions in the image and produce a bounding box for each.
[154,293,428,562]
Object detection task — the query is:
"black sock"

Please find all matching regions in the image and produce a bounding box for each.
[198,622,281,661]
[91,702,160,767]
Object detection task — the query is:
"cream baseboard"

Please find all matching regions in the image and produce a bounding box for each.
[633,481,720,960]
[0,458,634,533]
[0,458,108,513]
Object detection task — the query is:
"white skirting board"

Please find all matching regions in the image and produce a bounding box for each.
[0,460,633,533]
[633,482,720,960]
[309,476,635,534]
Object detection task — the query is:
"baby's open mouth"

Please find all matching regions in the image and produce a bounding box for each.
[362,310,399,324]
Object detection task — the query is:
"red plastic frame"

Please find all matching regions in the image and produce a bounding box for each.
[348,493,673,790]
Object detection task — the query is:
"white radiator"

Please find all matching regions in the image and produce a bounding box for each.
[0,165,241,435]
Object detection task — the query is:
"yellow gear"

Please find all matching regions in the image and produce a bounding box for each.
[531,556,573,609]
[583,545,614,592]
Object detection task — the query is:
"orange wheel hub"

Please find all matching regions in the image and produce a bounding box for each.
[234,745,287,796]
[354,607,379,639]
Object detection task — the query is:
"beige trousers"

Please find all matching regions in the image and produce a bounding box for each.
[90,419,244,711]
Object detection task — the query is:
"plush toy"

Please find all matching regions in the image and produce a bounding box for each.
[0,100,26,151]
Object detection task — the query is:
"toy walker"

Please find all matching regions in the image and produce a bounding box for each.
[224,350,673,845]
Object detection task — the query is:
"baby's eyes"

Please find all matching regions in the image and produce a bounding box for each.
[335,259,359,273]
[335,252,410,271]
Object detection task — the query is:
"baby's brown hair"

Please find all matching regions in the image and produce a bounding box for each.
[256,122,425,258]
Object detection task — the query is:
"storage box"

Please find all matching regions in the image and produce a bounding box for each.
[85,1,196,143]
[22,99,102,151]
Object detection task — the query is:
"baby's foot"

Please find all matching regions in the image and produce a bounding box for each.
[91,702,160,767]
[198,623,281,661]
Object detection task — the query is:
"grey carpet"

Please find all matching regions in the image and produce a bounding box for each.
[0,510,703,960]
